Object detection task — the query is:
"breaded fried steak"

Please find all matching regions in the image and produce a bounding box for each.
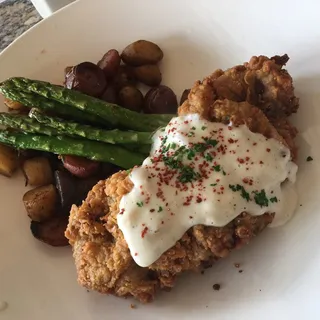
[65,55,299,302]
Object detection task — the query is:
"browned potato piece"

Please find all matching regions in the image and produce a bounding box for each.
[118,86,143,112]
[101,86,118,104]
[64,62,107,97]
[22,157,53,186]
[180,89,191,105]
[121,40,163,66]
[133,65,162,86]
[30,215,69,247]
[144,85,178,114]
[113,65,136,89]
[62,155,100,178]
[23,184,57,222]
[4,98,24,110]
[97,49,121,79]
[0,143,19,177]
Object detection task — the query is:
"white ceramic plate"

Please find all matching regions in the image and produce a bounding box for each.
[1,0,320,319]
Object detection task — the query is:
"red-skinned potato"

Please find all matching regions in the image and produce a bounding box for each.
[61,155,100,178]
[118,86,143,112]
[64,62,107,97]
[144,85,178,114]
[180,89,191,105]
[101,86,118,104]
[97,49,121,79]
[113,65,136,89]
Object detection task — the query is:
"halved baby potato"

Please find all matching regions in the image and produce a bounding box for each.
[0,143,19,177]
[23,184,57,222]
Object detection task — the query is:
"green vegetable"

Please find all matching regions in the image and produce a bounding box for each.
[3,77,173,131]
[229,184,250,202]
[0,130,144,169]
[0,113,62,136]
[0,84,106,126]
[29,109,152,145]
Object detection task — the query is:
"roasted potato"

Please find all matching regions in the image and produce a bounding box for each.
[98,49,121,79]
[133,64,162,86]
[121,40,163,66]
[4,98,24,111]
[30,215,69,247]
[54,170,76,214]
[62,155,100,178]
[118,86,143,112]
[113,65,136,89]
[54,170,101,215]
[101,86,118,104]
[144,85,178,114]
[23,184,57,222]
[22,157,53,186]
[0,143,19,177]
[180,89,191,105]
[64,62,107,97]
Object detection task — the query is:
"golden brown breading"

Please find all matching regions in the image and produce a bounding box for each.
[65,55,299,302]
[65,100,290,303]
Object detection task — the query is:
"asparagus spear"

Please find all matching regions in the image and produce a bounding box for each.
[0,130,144,169]
[0,85,107,126]
[29,109,152,145]
[124,143,151,155]
[0,112,151,156]
[3,77,173,131]
[0,113,63,136]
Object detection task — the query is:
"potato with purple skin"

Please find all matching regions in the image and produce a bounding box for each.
[64,62,107,97]
[144,85,178,114]
[98,49,121,79]
[101,86,118,104]
[113,65,136,89]
[180,89,190,105]
[62,155,100,178]
[118,86,143,112]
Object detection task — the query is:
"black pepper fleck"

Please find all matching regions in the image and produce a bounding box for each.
[212,283,221,291]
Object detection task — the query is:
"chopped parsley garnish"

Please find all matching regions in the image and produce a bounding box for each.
[193,143,207,153]
[158,206,163,212]
[205,153,213,162]
[213,165,221,172]
[253,189,269,207]
[188,131,195,137]
[201,126,207,131]
[270,197,278,203]
[187,149,196,160]
[206,139,218,147]
[222,170,226,176]
[306,156,313,162]
[191,126,196,130]
[136,201,144,207]
[170,142,177,149]
[163,156,181,169]
[178,166,201,183]
[229,184,250,202]
[210,183,217,187]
